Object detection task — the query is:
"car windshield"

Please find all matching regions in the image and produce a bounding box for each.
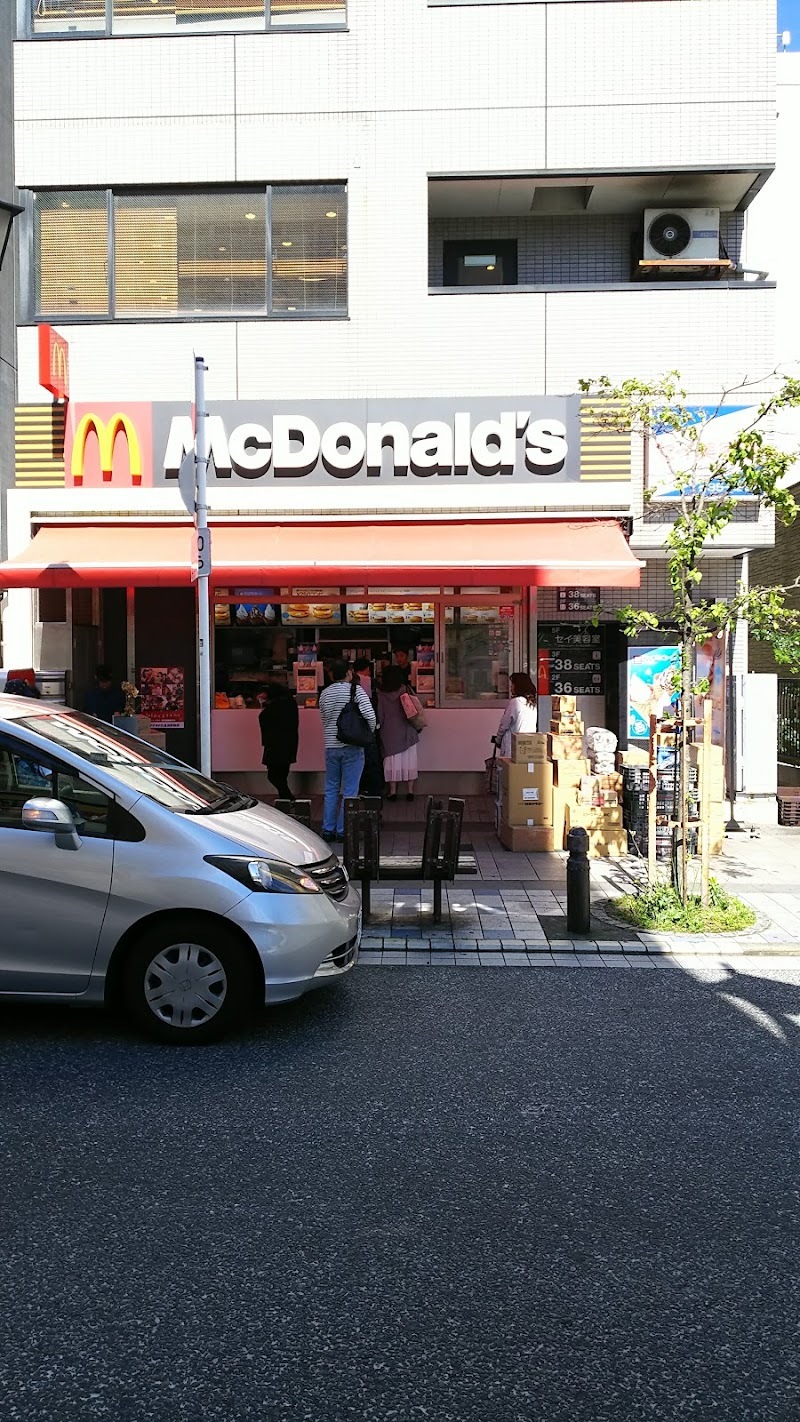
[14,711,256,814]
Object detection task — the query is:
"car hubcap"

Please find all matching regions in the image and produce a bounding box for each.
[144,942,228,1029]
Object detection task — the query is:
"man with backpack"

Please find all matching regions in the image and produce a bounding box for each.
[318,660,376,843]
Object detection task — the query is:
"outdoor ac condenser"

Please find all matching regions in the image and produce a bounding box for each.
[642,208,721,263]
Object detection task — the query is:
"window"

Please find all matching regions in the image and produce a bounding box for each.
[271,187,348,314]
[443,240,518,288]
[443,606,514,703]
[29,0,346,38]
[0,741,113,838]
[31,186,348,320]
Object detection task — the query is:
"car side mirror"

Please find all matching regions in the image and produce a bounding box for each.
[21,797,81,851]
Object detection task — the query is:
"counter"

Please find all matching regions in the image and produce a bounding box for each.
[212,707,503,775]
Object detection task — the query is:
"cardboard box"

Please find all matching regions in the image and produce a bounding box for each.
[552,758,591,788]
[599,790,619,808]
[550,719,585,735]
[585,828,629,859]
[618,747,650,768]
[510,732,549,764]
[548,733,586,761]
[552,695,577,714]
[567,803,623,831]
[499,758,554,826]
[597,772,624,792]
[497,822,556,853]
[551,784,577,849]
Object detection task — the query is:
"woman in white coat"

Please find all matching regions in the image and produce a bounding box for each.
[494,671,538,757]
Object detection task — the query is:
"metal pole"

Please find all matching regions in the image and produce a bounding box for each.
[566,826,591,936]
[194,355,212,777]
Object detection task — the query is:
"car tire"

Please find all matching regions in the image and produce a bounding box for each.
[122,917,257,1045]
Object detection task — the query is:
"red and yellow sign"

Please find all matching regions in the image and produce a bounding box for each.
[65,403,153,487]
[38,324,70,402]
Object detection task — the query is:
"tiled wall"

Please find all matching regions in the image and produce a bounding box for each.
[537,558,741,624]
[429,215,745,287]
[11,0,774,407]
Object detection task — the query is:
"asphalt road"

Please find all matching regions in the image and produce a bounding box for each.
[1,965,799,1422]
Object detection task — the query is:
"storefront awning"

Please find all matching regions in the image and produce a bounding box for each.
[0,519,641,589]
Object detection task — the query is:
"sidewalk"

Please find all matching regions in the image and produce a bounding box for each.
[263,792,800,963]
[357,817,800,966]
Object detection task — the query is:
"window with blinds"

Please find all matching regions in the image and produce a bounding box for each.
[30,0,345,35]
[271,186,348,315]
[32,186,347,319]
[114,192,267,315]
[35,191,109,317]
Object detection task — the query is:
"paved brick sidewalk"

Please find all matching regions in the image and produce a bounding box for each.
[356,823,800,964]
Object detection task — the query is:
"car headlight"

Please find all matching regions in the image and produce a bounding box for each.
[205,856,322,894]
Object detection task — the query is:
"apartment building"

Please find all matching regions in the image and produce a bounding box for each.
[0,0,779,803]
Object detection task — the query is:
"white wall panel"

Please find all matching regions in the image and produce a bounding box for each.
[16,117,236,186]
[16,323,239,403]
[548,1,773,110]
[14,36,235,120]
[547,102,775,172]
[543,287,775,394]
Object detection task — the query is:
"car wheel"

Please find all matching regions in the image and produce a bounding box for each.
[122,918,256,1044]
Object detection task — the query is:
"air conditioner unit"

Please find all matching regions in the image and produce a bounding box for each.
[643,208,720,263]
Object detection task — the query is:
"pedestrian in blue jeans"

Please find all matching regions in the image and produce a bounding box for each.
[318,660,377,841]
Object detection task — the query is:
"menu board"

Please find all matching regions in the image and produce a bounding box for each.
[538,623,605,697]
[281,588,341,626]
[346,600,434,625]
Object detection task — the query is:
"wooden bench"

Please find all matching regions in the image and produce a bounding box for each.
[343,795,477,923]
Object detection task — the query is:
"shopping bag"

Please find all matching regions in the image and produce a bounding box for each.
[399,690,427,732]
[336,680,373,748]
[485,744,499,796]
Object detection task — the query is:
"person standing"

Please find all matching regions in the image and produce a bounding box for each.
[258,681,300,801]
[393,647,412,685]
[85,665,125,723]
[377,664,420,801]
[318,660,376,842]
[353,658,384,796]
[494,671,538,758]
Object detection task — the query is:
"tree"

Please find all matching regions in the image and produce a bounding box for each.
[578,370,800,904]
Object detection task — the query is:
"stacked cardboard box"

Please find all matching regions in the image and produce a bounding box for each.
[497,732,555,851]
[688,742,726,854]
[497,706,629,857]
[565,802,628,858]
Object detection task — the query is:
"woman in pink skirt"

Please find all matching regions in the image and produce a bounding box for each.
[377,664,421,801]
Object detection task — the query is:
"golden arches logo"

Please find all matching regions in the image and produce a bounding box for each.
[71,412,142,486]
[51,342,69,395]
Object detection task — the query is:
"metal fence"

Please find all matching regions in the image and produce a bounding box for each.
[778,679,800,765]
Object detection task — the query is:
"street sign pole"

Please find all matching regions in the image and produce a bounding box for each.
[194,355,212,777]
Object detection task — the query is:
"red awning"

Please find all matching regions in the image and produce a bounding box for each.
[0,519,641,589]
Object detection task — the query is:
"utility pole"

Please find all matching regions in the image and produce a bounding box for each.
[194,355,212,777]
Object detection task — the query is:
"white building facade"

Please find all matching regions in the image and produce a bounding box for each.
[1,0,781,801]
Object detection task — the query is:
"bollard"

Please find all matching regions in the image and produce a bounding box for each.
[566,826,591,936]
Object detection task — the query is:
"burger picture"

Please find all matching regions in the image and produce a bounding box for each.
[286,604,310,620]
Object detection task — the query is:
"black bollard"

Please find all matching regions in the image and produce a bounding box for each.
[566,826,591,936]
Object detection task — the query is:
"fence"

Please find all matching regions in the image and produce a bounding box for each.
[778,679,800,765]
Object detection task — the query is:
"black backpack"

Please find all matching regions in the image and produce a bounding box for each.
[336,680,373,748]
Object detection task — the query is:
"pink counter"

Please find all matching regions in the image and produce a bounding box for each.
[212,707,502,775]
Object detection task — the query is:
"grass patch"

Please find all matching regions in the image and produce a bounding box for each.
[611,878,756,934]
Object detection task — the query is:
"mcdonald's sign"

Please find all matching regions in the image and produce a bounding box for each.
[65,403,153,488]
[37,324,70,402]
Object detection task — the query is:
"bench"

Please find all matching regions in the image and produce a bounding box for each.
[343,795,477,923]
[274,798,312,828]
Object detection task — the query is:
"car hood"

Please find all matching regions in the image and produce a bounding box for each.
[196,800,334,867]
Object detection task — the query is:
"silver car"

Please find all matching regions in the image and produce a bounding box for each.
[0,696,361,1043]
